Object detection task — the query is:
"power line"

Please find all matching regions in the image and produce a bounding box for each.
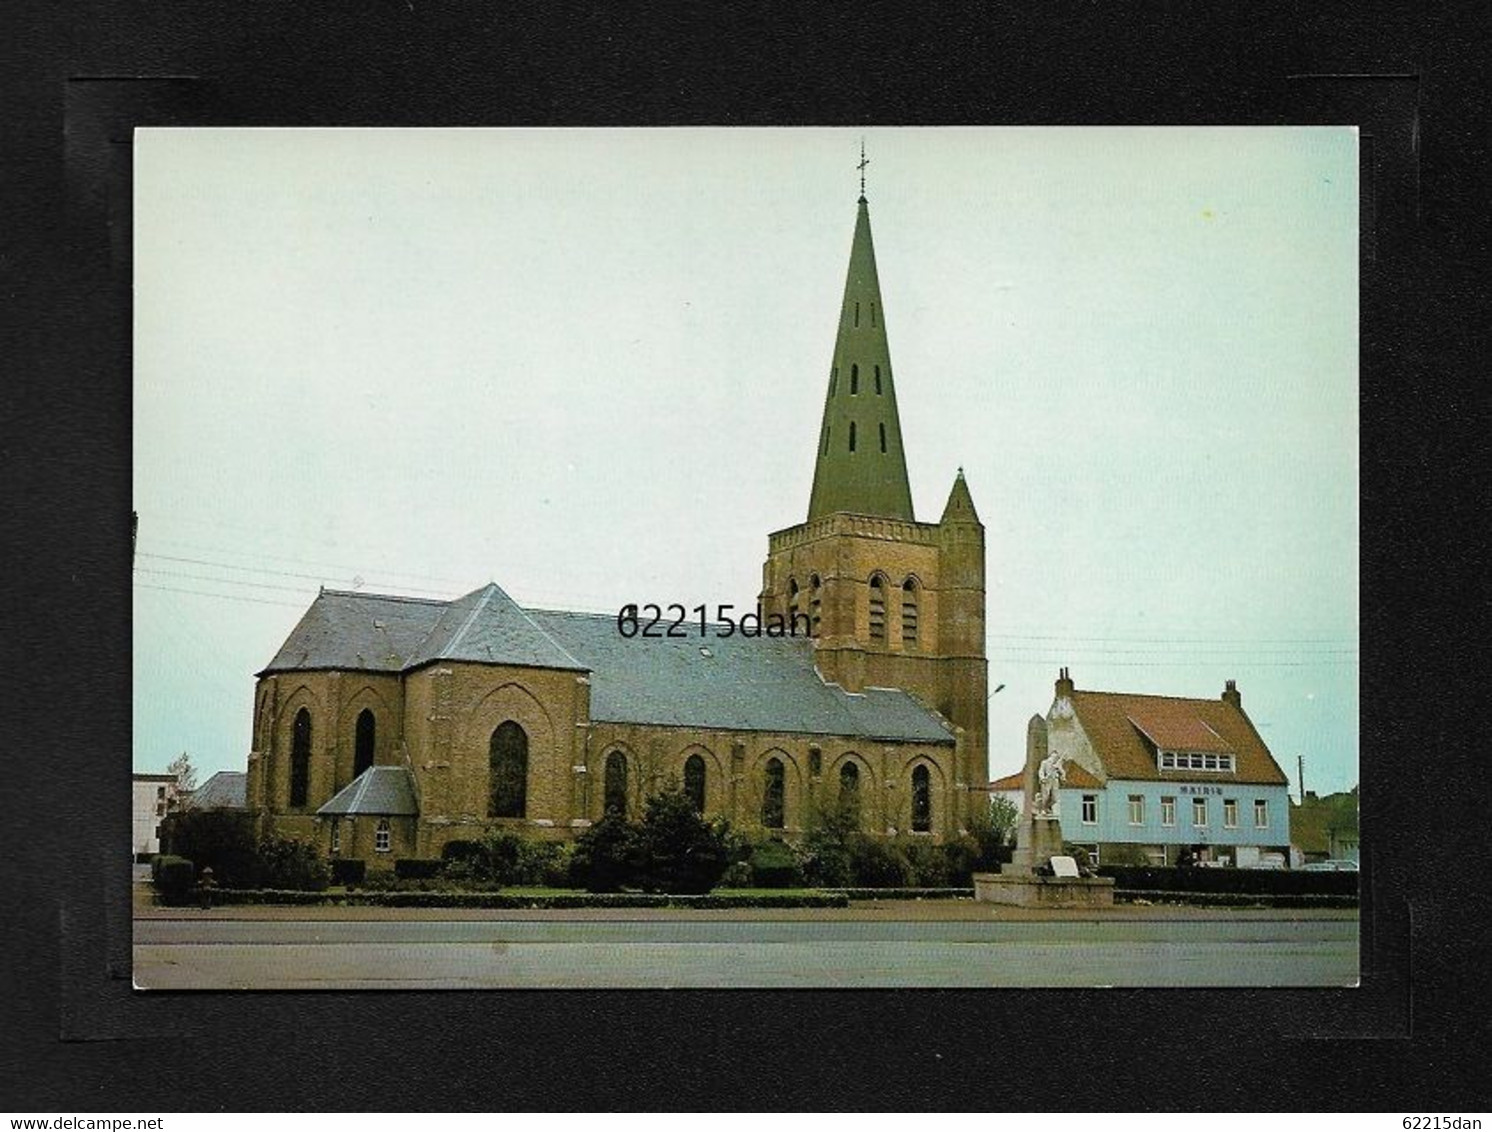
[134,566,320,595]
[136,551,458,597]
[133,580,309,610]
[988,631,1358,646]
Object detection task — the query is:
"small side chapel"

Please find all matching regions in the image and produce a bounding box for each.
[244,182,992,864]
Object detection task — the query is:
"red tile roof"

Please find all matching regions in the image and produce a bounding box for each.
[986,762,1102,791]
[1069,689,1286,786]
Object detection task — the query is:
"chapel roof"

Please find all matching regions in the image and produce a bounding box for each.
[191,770,248,810]
[1065,687,1287,786]
[317,766,420,817]
[261,587,955,746]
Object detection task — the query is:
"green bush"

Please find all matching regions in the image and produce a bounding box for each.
[330,859,367,887]
[847,835,915,887]
[569,814,643,893]
[207,889,853,910]
[897,837,955,887]
[748,839,804,888]
[152,856,196,905]
[255,836,330,891]
[717,860,754,888]
[394,858,444,880]
[160,809,261,888]
[632,789,733,894]
[799,805,856,887]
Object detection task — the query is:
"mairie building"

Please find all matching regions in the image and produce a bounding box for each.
[244,188,990,864]
[990,669,1293,867]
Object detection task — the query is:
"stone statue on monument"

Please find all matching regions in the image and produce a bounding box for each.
[1035,750,1066,817]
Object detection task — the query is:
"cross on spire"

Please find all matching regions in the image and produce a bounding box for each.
[857,138,870,201]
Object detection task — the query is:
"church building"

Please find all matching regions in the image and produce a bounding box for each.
[244,185,990,864]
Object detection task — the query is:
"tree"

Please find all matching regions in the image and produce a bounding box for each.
[166,751,197,808]
[634,788,733,894]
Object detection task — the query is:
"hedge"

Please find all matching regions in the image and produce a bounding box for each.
[1117,890,1358,909]
[393,858,444,880]
[201,889,851,909]
[152,855,196,905]
[1098,865,1358,897]
[832,887,975,901]
[330,859,367,887]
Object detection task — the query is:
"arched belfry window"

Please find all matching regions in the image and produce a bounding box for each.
[354,708,375,777]
[850,364,859,395]
[901,579,919,649]
[489,721,528,818]
[788,578,805,637]
[289,708,311,808]
[604,750,628,817]
[911,764,932,833]
[839,761,861,828]
[684,754,707,814]
[874,365,882,394]
[762,757,785,829]
[810,574,822,638]
[868,575,886,642]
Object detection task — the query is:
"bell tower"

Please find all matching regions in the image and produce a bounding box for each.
[759,176,989,812]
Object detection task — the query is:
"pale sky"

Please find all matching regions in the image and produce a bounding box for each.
[133,126,1359,796]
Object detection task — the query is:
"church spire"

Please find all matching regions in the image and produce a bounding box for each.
[807,188,916,523]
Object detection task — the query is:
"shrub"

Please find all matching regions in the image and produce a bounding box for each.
[799,805,855,888]
[633,789,733,894]
[847,835,915,888]
[1098,865,1358,897]
[1102,843,1152,867]
[330,859,367,887]
[717,860,754,888]
[152,856,196,905]
[898,837,955,887]
[749,839,804,889]
[394,858,444,880]
[440,839,486,865]
[255,836,330,891]
[569,814,643,893]
[160,809,260,888]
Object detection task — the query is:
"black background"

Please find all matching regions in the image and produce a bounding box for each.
[4,0,1489,1113]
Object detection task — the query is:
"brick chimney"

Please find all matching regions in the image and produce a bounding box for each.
[1056,667,1074,698]
[1222,679,1241,708]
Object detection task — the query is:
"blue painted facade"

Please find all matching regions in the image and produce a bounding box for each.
[1057,779,1292,860]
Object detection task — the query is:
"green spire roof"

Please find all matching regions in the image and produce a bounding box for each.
[807,197,915,522]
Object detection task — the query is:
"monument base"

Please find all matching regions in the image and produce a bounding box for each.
[1007,813,1066,875]
[973,872,1116,909]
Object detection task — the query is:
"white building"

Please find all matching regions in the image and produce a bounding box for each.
[988,670,1293,867]
[132,773,179,859]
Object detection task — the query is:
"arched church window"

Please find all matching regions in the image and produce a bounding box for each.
[684,754,707,814]
[874,365,882,394]
[901,579,919,649]
[289,708,311,808]
[911,764,932,833]
[604,750,628,817]
[489,721,528,818]
[810,574,822,638]
[849,421,857,452]
[839,760,861,828]
[879,422,887,453]
[850,364,859,395]
[869,575,886,642]
[354,708,375,777]
[762,757,785,829]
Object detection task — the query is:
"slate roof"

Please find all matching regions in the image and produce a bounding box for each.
[529,610,955,743]
[1069,689,1287,786]
[317,766,420,817]
[191,770,247,810]
[260,584,955,745]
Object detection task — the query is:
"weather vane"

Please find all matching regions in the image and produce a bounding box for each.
[858,138,870,198]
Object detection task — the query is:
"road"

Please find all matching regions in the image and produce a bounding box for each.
[133,909,1358,989]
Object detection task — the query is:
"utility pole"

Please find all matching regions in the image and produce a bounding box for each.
[1297,754,1305,804]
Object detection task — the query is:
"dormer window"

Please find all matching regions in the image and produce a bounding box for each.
[1159,750,1235,773]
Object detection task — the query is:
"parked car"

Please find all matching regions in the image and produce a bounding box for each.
[1300,858,1358,872]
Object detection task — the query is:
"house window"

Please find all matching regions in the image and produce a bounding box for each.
[155,802,165,817]
[290,707,312,808]
[354,708,376,777]
[684,754,706,814]
[1159,752,1174,770]
[900,579,918,648]
[762,757,785,829]
[157,786,166,798]
[489,721,529,818]
[850,363,859,394]
[1128,795,1144,825]
[1254,799,1268,828]
[1223,799,1238,828]
[154,824,162,840]
[868,575,886,642]
[874,365,882,394]
[375,819,391,853]
[839,760,861,828]
[1081,794,1097,825]
[1204,753,1219,771]
[330,819,341,856]
[1161,796,1176,826]
[1192,797,1208,827]
[604,750,628,817]
[911,764,932,833]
